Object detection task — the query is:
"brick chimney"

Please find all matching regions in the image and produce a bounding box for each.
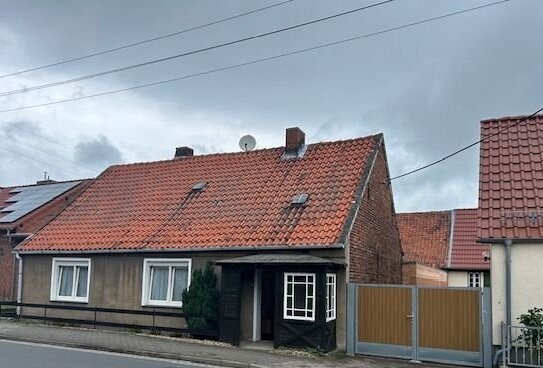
[174,146,194,158]
[285,127,305,155]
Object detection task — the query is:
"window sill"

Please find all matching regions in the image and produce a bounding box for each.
[50,297,89,304]
[283,316,315,322]
[142,301,183,308]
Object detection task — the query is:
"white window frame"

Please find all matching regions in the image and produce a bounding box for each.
[326,273,336,322]
[50,258,91,303]
[141,258,192,308]
[283,272,316,322]
[468,271,483,288]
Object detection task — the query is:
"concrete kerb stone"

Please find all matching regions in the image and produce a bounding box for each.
[0,333,272,368]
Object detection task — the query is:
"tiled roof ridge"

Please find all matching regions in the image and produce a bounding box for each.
[107,134,381,170]
[398,209,452,215]
[480,114,543,124]
[2,178,92,190]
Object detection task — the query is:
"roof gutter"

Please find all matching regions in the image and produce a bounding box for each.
[16,243,346,255]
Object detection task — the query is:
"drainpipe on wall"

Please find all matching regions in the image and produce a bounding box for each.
[494,238,513,368]
[15,252,22,316]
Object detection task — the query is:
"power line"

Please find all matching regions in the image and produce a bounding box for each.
[389,106,543,181]
[0,144,87,178]
[0,0,295,80]
[0,123,73,151]
[0,0,510,114]
[0,0,394,98]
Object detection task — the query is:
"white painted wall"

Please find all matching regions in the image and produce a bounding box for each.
[447,271,468,287]
[491,242,543,344]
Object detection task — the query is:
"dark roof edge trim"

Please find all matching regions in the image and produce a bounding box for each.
[477,237,543,244]
[15,243,345,255]
[338,134,383,244]
[442,265,490,271]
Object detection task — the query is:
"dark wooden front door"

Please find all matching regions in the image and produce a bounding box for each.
[260,271,275,340]
[219,267,241,346]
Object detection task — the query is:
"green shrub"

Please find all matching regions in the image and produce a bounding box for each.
[182,263,219,332]
[518,307,543,346]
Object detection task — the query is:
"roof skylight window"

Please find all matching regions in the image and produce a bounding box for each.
[291,193,309,205]
[191,182,207,191]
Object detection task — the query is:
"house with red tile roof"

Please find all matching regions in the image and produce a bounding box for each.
[0,179,91,300]
[14,127,402,352]
[477,115,543,346]
[398,209,489,287]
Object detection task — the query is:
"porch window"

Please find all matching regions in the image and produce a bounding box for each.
[142,259,191,307]
[326,273,336,322]
[50,258,90,303]
[468,272,483,288]
[283,272,315,321]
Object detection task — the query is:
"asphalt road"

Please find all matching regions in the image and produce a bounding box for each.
[0,340,215,368]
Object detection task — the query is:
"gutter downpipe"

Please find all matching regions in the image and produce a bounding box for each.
[493,238,513,367]
[15,252,22,316]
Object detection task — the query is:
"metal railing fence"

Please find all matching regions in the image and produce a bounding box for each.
[505,324,543,367]
[0,301,218,338]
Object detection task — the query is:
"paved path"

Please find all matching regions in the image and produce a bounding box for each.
[0,339,213,368]
[0,320,451,368]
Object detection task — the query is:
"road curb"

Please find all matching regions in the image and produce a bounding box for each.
[0,334,271,368]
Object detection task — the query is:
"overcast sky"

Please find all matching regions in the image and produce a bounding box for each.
[0,0,541,212]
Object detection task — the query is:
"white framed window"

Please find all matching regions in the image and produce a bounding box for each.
[141,259,191,307]
[326,273,336,322]
[468,272,483,288]
[50,258,91,303]
[283,272,315,321]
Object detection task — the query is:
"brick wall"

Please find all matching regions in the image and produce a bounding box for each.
[0,236,14,300]
[348,146,402,284]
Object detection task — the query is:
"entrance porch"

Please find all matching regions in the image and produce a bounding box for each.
[216,254,343,352]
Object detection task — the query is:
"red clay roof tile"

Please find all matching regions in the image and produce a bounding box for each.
[478,115,543,239]
[448,208,489,270]
[19,135,380,252]
[397,211,451,268]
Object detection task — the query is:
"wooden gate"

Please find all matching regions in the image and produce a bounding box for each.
[349,285,490,367]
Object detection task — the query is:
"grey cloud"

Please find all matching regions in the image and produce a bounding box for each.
[0,0,541,211]
[74,135,123,169]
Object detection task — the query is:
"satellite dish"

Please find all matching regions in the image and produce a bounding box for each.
[239,135,256,152]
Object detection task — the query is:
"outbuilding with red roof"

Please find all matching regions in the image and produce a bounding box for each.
[15,127,402,352]
[398,208,489,287]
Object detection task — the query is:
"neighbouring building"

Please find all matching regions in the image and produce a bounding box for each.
[397,211,450,286]
[444,208,490,288]
[477,115,543,346]
[398,209,489,287]
[0,179,91,300]
[15,127,402,352]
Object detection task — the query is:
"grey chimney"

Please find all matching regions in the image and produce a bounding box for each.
[175,146,194,158]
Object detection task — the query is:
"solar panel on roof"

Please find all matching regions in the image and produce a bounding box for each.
[0,181,81,223]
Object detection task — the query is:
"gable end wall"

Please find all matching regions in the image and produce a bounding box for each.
[348,148,402,284]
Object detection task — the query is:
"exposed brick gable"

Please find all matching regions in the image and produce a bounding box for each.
[348,143,402,283]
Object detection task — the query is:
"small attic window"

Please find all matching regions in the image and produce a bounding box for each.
[291,193,309,205]
[191,182,207,191]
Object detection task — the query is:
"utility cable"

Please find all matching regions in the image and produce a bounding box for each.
[389,105,543,181]
[0,0,394,97]
[0,0,509,114]
[0,0,295,80]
